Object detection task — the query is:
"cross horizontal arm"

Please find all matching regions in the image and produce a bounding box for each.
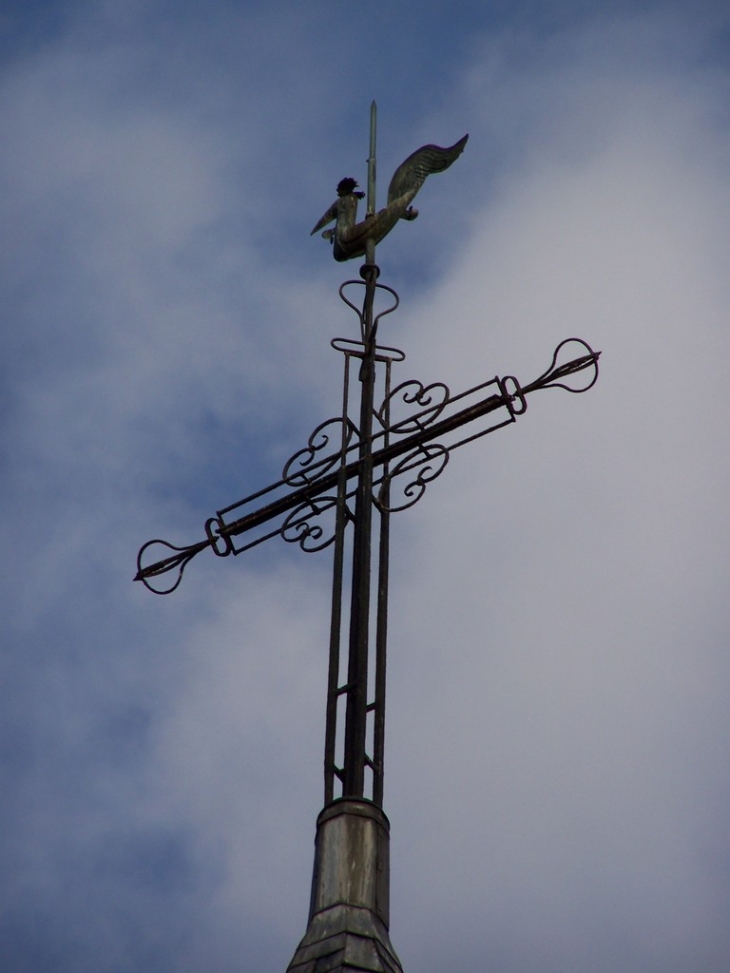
[135,338,599,593]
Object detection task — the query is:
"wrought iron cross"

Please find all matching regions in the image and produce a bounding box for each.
[135,104,599,973]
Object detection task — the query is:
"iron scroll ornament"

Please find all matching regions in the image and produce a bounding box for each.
[282,418,359,487]
[135,338,599,594]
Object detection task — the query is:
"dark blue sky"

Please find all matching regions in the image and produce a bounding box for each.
[2,2,730,972]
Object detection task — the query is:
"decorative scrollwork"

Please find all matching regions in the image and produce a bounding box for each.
[135,537,211,595]
[135,334,600,593]
[281,496,340,552]
[377,379,450,434]
[526,338,600,394]
[338,275,400,342]
[330,337,406,364]
[376,443,449,512]
[205,517,235,556]
[282,418,356,486]
[497,375,527,417]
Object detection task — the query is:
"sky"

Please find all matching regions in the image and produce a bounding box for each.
[2,1,730,971]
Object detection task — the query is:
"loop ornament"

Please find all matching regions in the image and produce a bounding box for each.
[135,537,209,595]
[498,375,527,416]
[205,517,234,557]
[281,496,339,552]
[330,337,406,363]
[529,338,600,394]
[377,443,449,512]
[338,277,400,341]
[377,380,450,433]
[282,418,356,486]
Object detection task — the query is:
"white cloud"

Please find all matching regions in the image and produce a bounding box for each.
[376,17,730,973]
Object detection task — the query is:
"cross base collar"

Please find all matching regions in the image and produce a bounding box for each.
[286,800,404,973]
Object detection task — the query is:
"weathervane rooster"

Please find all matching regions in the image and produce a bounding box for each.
[311,134,468,261]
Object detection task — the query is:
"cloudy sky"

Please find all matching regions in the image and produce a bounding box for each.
[2,1,730,971]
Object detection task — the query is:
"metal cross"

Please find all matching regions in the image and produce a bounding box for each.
[135,105,600,973]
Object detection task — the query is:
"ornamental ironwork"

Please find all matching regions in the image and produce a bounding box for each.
[135,102,599,973]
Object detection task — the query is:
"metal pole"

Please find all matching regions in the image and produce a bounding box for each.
[341,102,379,798]
[342,264,377,798]
[365,101,377,265]
[372,356,392,807]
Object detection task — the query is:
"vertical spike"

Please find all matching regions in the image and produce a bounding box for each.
[367,101,377,217]
[366,101,377,265]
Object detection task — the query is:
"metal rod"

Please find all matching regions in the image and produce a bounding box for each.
[365,101,377,266]
[135,348,600,584]
[323,352,353,804]
[372,356,393,807]
[342,265,378,797]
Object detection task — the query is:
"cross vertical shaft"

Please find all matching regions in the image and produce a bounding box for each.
[342,268,377,797]
[329,102,389,804]
[322,260,399,810]
[287,260,404,973]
